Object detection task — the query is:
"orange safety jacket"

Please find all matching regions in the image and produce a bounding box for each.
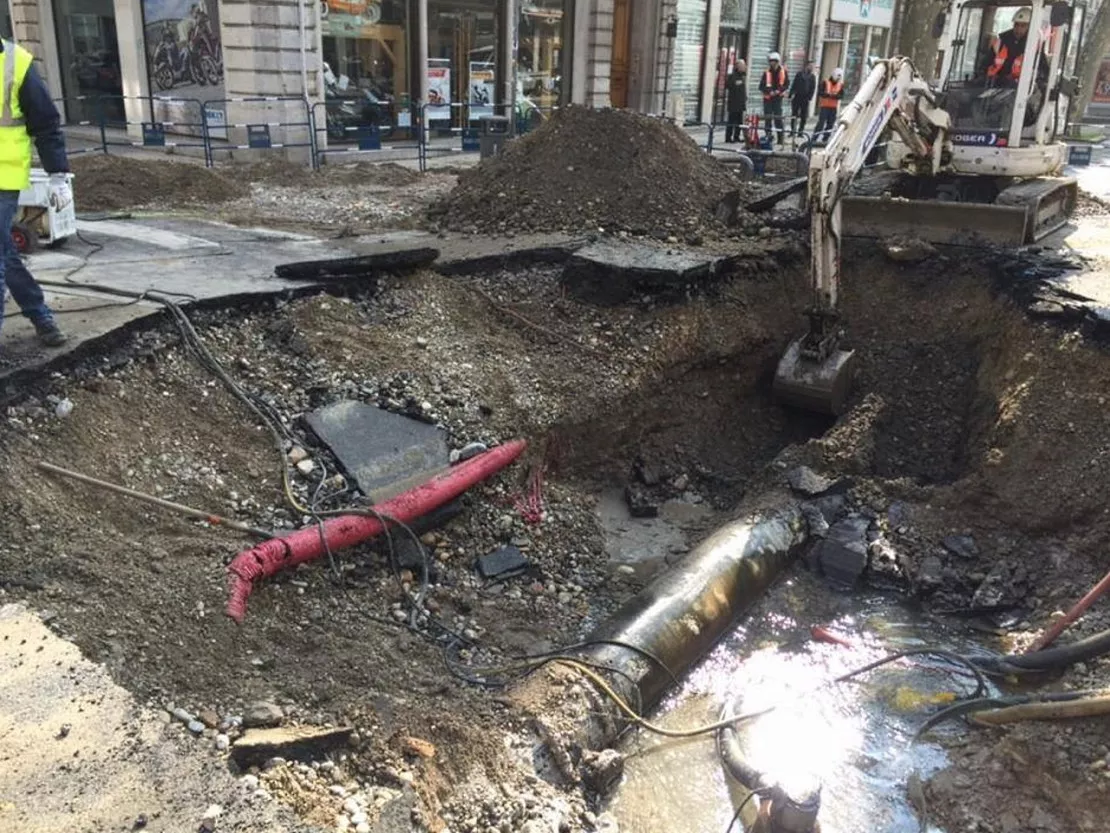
[818,79,844,109]
[987,40,1024,80]
[762,66,788,101]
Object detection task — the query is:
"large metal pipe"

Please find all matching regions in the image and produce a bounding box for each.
[512,506,809,778]
[580,506,809,716]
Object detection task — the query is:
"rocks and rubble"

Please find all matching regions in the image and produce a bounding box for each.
[429,107,761,239]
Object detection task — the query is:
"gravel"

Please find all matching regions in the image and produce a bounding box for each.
[429,106,759,239]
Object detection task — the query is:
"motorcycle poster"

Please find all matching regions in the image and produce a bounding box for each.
[469,62,495,120]
[141,0,226,137]
[427,61,452,122]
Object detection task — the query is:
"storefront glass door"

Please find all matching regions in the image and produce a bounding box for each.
[52,0,123,124]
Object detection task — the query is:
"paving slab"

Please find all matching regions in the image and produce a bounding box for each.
[343,230,582,274]
[1,217,361,385]
[562,239,725,305]
[1041,215,1110,326]
[0,603,310,833]
[304,401,451,502]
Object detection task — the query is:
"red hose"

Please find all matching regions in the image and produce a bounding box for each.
[226,439,527,623]
[1027,564,1110,653]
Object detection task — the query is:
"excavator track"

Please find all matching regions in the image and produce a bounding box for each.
[841,174,1078,247]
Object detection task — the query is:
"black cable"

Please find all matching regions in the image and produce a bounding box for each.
[725,789,767,833]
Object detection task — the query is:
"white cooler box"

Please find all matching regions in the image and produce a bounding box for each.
[13,168,77,254]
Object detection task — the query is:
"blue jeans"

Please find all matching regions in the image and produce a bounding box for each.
[0,189,53,331]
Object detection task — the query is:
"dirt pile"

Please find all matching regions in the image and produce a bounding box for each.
[429,106,750,239]
[72,154,249,212]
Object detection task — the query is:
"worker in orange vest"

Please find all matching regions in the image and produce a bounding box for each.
[812,67,843,143]
[984,7,1031,85]
[758,51,789,146]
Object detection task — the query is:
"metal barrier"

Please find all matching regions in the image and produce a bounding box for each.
[98,95,212,166]
[56,96,108,157]
[312,100,425,170]
[204,97,317,167]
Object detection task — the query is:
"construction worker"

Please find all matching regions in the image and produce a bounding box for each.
[759,52,789,146]
[983,7,1045,86]
[813,67,844,143]
[0,39,70,348]
[724,59,747,144]
[789,60,817,140]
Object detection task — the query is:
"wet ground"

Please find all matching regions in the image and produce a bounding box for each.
[607,569,986,833]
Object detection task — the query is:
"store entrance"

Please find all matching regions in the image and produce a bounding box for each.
[52,0,124,124]
[428,0,497,131]
[711,28,748,124]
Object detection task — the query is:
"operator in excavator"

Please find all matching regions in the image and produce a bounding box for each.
[980,7,1047,86]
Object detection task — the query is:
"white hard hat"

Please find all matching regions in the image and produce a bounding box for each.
[1013,7,1032,23]
[832,67,844,80]
[768,51,781,62]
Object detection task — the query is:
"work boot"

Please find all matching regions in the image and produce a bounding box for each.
[34,319,68,347]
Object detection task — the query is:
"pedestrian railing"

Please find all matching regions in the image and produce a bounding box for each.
[312,100,425,170]
[51,93,556,173]
[203,97,317,167]
[100,95,212,166]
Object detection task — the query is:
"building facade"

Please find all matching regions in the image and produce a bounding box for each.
[0,0,898,156]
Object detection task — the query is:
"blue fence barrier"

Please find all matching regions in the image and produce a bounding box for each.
[203,97,317,167]
[54,96,109,157]
[100,95,212,166]
[312,100,425,170]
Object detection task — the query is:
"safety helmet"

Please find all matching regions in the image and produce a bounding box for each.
[768,51,781,62]
[832,67,844,80]
[735,59,747,72]
[1013,7,1032,24]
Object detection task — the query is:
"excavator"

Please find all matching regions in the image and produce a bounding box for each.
[773,0,1081,415]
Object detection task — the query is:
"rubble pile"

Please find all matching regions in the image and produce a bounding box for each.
[72,154,249,211]
[430,106,755,239]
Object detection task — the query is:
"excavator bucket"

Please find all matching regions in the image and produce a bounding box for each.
[772,338,857,416]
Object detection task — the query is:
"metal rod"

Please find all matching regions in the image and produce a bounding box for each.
[37,460,273,539]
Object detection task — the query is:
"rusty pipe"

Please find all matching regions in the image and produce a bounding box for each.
[581,506,809,716]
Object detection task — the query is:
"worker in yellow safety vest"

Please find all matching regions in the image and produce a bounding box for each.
[0,39,71,347]
[812,67,844,144]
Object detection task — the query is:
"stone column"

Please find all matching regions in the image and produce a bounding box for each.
[585,0,613,108]
[218,0,322,161]
[11,0,52,87]
[114,0,150,140]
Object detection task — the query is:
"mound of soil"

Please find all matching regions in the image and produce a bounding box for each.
[72,154,250,212]
[430,106,749,239]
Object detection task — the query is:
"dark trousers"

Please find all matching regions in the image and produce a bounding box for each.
[0,190,53,336]
[814,107,838,142]
[762,97,784,143]
[791,99,810,136]
[724,110,744,143]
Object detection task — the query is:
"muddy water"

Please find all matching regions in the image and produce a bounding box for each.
[605,570,995,833]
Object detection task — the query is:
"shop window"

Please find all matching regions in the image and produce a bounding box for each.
[322,0,409,141]
[52,0,123,123]
[427,0,496,130]
[844,25,866,96]
[672,0,708,123]
[518,0,562,125]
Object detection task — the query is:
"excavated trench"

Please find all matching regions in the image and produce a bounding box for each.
[2,242,1109,833]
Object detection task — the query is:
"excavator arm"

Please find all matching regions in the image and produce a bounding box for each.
[774,57,952,415]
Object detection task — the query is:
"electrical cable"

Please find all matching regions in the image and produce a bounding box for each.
[547,647,989,742]
[725,788,768,833]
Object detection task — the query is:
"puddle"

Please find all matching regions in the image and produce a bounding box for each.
[596,488,713,581]
[606,570,996,833]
